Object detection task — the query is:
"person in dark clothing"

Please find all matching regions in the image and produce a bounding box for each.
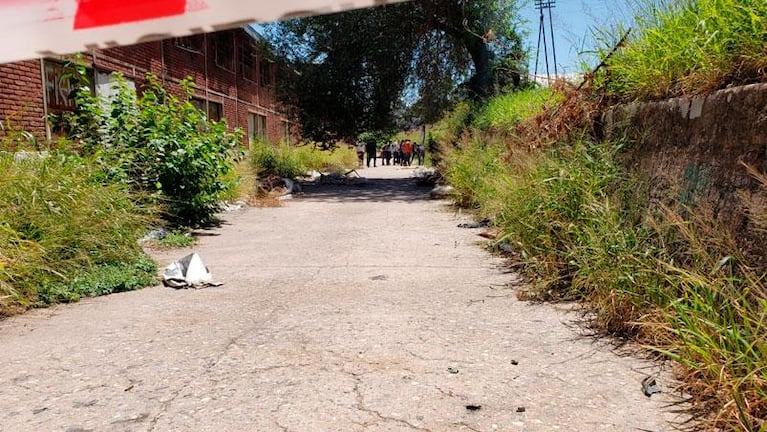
[382,141,393,165]
[414,142,425,165]
[365,138,378,167]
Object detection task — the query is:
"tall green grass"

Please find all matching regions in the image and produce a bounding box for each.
[0,152,157,314]
[429,102,474,146]
[473,88,561,133]
[602,0,767,99]
[442,137,766,430]
[249,140,358,180]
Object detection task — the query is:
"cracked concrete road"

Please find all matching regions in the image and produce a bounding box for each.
[0,165,682,432]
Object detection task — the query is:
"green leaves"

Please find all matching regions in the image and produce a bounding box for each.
[67,72,243,226]
[266,0,526,142]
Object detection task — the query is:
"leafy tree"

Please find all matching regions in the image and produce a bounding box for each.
[267,0,526,143]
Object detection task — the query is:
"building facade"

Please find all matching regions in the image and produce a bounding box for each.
[0,27,293,147]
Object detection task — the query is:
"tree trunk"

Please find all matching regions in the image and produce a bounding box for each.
[465,37,494,100]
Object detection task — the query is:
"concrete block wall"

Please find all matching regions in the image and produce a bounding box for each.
[603,82,767,264]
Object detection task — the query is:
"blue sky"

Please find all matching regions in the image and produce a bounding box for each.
[516,0,632,75]
[254,1,635,76]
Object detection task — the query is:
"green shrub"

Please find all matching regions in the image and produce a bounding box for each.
[250,140,307,179]
[67,66,243,225]
[295,144,358,173]
[38,254,157,304]
[249,140,358,180]
[0,152,157,314]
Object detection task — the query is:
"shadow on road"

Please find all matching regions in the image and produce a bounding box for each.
[300,176,431,203]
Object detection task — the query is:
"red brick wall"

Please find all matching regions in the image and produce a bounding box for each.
[0,60,46,142]
[0,28,294,147]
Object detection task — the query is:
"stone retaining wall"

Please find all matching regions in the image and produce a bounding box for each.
[603,83,767,261]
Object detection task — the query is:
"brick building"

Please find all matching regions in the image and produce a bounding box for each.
[0,26,293,147]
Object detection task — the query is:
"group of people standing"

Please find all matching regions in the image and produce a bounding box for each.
[357,139,425,168]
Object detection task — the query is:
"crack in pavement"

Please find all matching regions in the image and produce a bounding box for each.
[146,386,185,432]
[348,371,432,432]
[452,421,483,432]
[203,307,281,371]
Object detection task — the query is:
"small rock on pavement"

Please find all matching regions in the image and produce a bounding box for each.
[642,376,661,397]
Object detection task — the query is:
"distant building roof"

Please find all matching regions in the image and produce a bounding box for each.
[243,25,265,42]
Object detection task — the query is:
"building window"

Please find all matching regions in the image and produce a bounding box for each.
[191,98,223,122]
[44,60,95,136]
[95,70,136,100]
[248,112,267,145]
[190,97,206,113]
[239,43,256,82]
[175,35,202,53]
[208,101,223,122]
[44,60,81,112]
[260,59,273,87]
[282,120,291,144]
[213,33,234,71]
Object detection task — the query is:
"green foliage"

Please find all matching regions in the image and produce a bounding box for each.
[250,140,307,179]
[473,88,560,133]
[154,230,196,249]
[266,0,526,141]
[441,136,767,429]
[67,68,244,225]
[38,254,157,304]
[429,102,474,147]
[250,140,358,179]
[442,137,506,208]
[600,0,767,99]
[0,152,157,314]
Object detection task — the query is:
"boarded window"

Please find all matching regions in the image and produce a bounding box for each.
[44,60,80,112]
[208,101,223,122]
[95,70,136,101]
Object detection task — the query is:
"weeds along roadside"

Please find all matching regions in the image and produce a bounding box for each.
[596,0,767,100]
[434,1,767,427]
[436,81,766,430]
[1,64,248,317]
[0,151,157,316]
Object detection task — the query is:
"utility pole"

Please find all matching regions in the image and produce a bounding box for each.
[534,0,558,85]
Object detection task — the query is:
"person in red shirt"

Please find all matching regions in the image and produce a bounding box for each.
[401,140,412,166]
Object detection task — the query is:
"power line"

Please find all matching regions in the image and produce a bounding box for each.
[533,0,558,84]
